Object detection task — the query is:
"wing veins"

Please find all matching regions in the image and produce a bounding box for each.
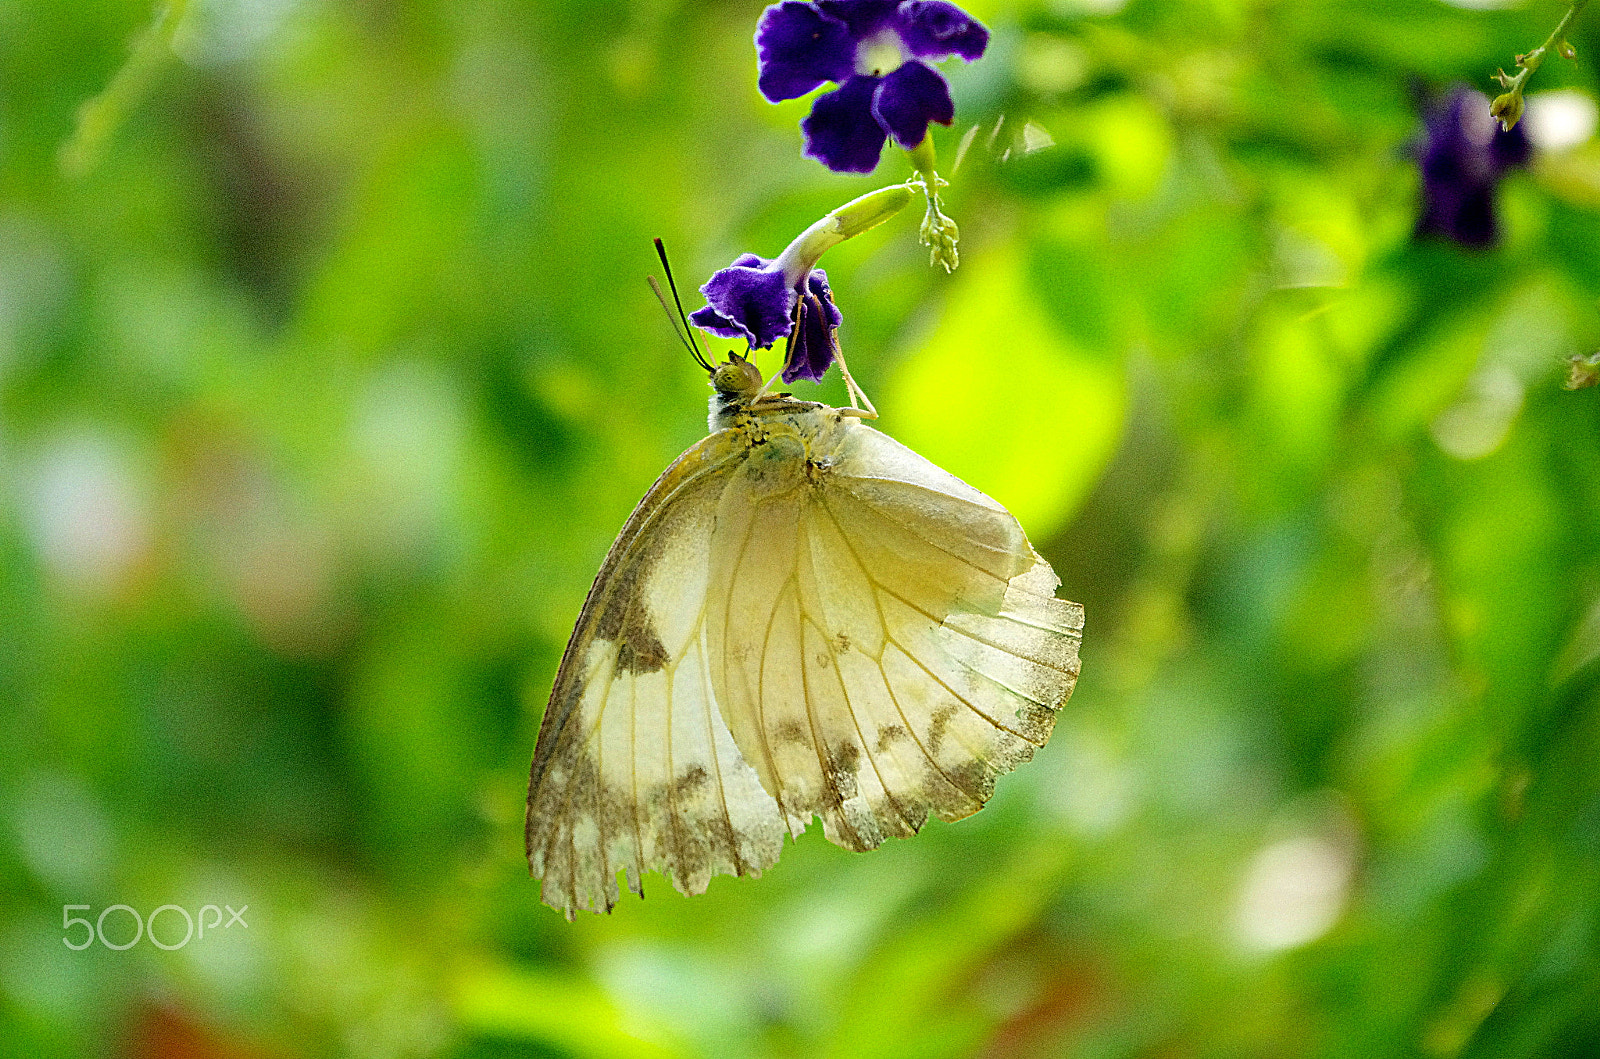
[813,492,1035,744]
[566,803,580,919]
[551,549,725,904]
[543,581,659,907]
[871,581,1042,743]
[749,543,798,830]
[789,543,866,849]
[877,584,1082,678]
[697,624,746,875]
[980,598,1086,640]
[628,662,645,894]
[834,478,1016,554]
[664,624,684,890]
[806,609,918,834]
[536,590,657,801]
[537,648,619,877]
[814,494,987,809]
[946,650,1055,730]
[534,447,743,787]
[593,674,611,911]
[798,507,917,834]
[828,485,1013,586]
[832,473,1009,520]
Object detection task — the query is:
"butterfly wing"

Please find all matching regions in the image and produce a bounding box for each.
[526,430,791,918]
[530,408,1084,917]
[705,413,1084,853]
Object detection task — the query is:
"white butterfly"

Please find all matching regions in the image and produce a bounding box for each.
[526,351,1083,918]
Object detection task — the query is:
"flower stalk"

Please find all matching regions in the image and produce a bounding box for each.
[908,136,960,272]
[1491,0,1590,131]
[775,183,916,282]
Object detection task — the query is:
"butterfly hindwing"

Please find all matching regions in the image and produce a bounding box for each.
[705,413,1084,853]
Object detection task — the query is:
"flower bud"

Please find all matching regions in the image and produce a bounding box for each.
[831,185,915,240]
[920,201,960,273]
[1490,90,1525,131]
[1566,351,1600,391]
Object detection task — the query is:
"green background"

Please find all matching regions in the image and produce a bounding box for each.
[4,0,1600,1056]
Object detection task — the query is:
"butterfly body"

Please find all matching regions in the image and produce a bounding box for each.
[528,358,1082,917]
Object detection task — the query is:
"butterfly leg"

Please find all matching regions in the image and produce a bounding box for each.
[831,346,878,419]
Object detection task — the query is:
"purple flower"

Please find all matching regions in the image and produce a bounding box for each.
[756,0,988,173]
[689,254,843,383]
[1416,86,1531,248]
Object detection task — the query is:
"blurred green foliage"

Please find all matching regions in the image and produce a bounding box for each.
[3,0,1600,1057]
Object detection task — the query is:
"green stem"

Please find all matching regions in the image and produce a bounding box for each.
[908,136,939,187]
[1492,0,1590,129]
[60,0,191,177]
[771,183,914,284]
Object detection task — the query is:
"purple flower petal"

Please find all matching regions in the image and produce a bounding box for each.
[1489,121,1532,171]
[815,0,901,40]
[802,75,889,173]
[782,270,843,383]
[872,60,952,148]
[1415,86,1531,249]
[756,1,857,102]
[894,0,988,62]
[687,303,756,343]
[690,257,797,349]
[806,269,843,330]
[785,298,833,382]
[1418,186,1497,248]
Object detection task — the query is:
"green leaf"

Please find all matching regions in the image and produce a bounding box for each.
[883,245,1126,541]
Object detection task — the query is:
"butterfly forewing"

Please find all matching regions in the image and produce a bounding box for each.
[527,431,789,917]
[528,404,1084,917]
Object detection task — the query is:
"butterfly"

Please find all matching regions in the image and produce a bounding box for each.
[526,248,1083,918]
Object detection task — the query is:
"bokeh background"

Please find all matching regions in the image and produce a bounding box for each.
[4,0,1600,1056]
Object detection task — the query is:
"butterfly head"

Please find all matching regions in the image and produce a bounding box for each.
[708,350,814,430]
[648,240,791,429]
[711,352,763,401]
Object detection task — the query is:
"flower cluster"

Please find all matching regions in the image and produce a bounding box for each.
[1415,86,1531,249]
[757,0,988,174]
[688,0,986,388]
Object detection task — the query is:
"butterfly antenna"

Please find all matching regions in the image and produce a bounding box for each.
[648,274,706,369]
[650,238,713,374]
